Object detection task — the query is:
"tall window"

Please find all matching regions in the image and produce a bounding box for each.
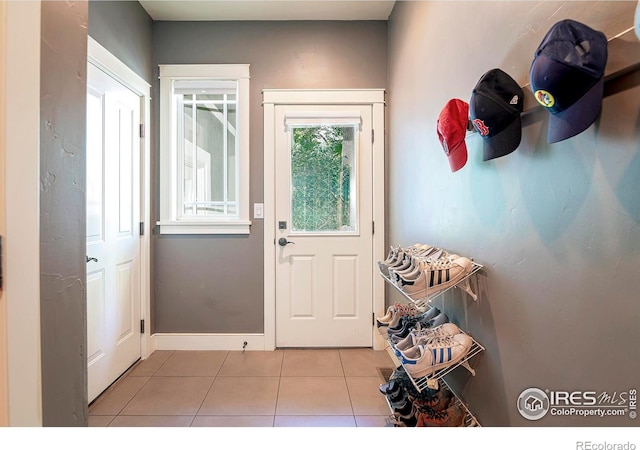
[158,65,250,234]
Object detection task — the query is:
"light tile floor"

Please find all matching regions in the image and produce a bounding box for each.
[89,348,397,427]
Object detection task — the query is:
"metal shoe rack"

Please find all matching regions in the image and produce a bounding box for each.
[379,259,484,427]
[381,260,484,305]
[383,376,481,427]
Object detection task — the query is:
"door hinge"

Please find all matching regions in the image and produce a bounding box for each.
[372,312,375,326]
[140,222,145,236]
[139,123,145,138]
[140,319,145,334]
[371,129,374,144]
[372,221,375,235]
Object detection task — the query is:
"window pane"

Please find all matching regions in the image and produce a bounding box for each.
[290,125,357,233]
[197,104,223,205]
[179,91,239,217]
[227,103,237,202]
[183,103,194,214]
[196,93,224,102]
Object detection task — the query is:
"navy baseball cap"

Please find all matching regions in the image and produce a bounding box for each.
[529,19,608,144]
[469,68,524,161]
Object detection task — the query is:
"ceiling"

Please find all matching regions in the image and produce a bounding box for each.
[138,0,397,21]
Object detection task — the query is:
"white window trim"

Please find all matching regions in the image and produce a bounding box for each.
[158,64,251,235]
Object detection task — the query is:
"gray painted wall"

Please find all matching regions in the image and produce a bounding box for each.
[152,21,387,333]
[40,0,88,426]
[34,0,153,425]
[387,1,640,426]
[88,0,154,83]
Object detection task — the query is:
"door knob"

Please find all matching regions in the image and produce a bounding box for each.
[278,237,295,247]
[86,256,98,263]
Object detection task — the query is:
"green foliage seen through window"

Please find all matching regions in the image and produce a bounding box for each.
[291,125,355,232]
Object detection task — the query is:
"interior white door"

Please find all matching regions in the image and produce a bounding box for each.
[275,104,373,347]
[86,62,141,402]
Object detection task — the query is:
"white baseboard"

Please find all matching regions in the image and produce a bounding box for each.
[147,332,380,354]
[149,333,266,352]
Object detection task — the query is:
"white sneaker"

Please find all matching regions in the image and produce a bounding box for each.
[377,247,403,276]
[380,250,416,277]
[389,247,444,285]
[394,251,458,287]
[375,303,421,338]
[400,333,473,378]
[400,256,473,301]
[391,322,461,356]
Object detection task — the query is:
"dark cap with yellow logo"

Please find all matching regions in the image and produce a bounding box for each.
[529,19,608,144]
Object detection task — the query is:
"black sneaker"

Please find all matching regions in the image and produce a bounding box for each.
[388,388,408,408]
[378,379,401,396]
[387,307,440,338]
[393,411,418,427]
[388,365,407,381]
[392,398,414,417]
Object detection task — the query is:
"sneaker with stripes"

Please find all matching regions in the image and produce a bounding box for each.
[378,243,434,277]
[391,322,461,356]
[400,256,473,301]
[399,333,473,379]
[389,247,444,285]
[388,312,449,342]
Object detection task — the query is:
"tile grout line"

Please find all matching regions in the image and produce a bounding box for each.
[190,350,230,425]
[272,348,287,426]
[113,350,174,421]
[337,349,358,426]
[89,356,158,421]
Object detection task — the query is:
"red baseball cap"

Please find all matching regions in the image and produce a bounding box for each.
[437,99,469,172]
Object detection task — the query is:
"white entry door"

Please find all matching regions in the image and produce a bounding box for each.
[274,104,374,347]
[86,62,141,402]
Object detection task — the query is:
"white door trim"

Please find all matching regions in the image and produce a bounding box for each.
[4,0,42,426]
[87,37,153,359]
[262,89,386,351]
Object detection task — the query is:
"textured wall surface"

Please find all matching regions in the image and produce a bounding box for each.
[387,1,640,426]
[40,0,88,427]
[88,0,153,83]
[152,21,387,333]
